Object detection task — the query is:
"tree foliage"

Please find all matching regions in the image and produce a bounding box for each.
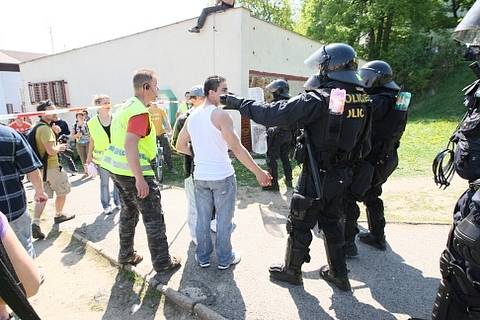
[296,0,468,92]
[237,0,294,30]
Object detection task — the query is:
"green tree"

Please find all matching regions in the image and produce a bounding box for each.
[295,0,465,92]
[238,0,295,30]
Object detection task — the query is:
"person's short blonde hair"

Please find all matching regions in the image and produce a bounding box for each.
[93,94,111,106]
[133,69,157,90]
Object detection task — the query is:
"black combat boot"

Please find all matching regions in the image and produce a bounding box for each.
[344,241,358,258]
[269,237,304,285]
[269,264,302,285]
[320,265,351,291]
[358,232,386,251]
[322,239,351,291]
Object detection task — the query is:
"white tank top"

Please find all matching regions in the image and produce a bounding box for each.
[187,104,234,181]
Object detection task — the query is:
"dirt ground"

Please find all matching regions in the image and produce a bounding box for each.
[236,175,467,225]
[21,174,466,319]
[29,232,196,320]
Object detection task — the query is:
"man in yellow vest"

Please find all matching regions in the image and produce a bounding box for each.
[102,69,181,272]
[86,94,120,215]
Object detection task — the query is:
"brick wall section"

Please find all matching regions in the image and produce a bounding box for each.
[241,115,252,151]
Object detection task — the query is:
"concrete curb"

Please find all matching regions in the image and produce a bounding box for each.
[69,231,227,320]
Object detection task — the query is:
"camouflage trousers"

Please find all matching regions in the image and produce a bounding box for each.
[110,174,171,271]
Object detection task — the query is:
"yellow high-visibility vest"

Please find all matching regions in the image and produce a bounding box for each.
[101,97,156,176]
[87,115,110,165]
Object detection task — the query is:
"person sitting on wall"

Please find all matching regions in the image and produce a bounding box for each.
[188,0,235,33]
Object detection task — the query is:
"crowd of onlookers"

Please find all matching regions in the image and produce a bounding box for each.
[0,69,262,318]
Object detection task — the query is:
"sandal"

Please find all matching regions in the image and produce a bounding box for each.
[118,251,143,266]
[157,256,181,272]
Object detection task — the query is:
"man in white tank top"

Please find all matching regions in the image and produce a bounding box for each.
[176,76,271,269]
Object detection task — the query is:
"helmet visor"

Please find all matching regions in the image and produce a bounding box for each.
[358,68,380,88]
[265,81,278,93]
[454,0,480,45]
[304,46,330,70]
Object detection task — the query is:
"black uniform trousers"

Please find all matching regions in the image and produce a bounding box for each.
[110,174,172,272]
[266,129,292,186]
[290,167,351,276]
[344,149,398,242]
[432,187,480,320]
[195,2,234,29]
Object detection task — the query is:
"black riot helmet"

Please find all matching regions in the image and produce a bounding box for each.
[304,43,363,87]
[266,79,290,100]
[454,0,480,45]
[359,60,400,91]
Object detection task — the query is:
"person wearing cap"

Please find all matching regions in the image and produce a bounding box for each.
[171,85,205,245]
[30,100,75,240]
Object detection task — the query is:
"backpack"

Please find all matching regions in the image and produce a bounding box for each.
[27,120,50,181]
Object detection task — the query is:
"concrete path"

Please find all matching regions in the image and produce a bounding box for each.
[27,175,454,319]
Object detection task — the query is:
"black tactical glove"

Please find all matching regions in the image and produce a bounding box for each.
[220,94,243,110]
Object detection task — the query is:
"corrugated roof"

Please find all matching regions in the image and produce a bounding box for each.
[0,49,47,64]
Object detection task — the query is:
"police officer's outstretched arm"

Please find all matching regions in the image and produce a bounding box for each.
[212,109,272,186]
[222,92,326,128]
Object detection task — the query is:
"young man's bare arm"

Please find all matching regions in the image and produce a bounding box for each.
[175,122,193,156]
[213,109,271,186]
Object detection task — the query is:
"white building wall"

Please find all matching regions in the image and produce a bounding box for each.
[245,16,321,79]
[20,9,246,112]
[19,7,326,131]
[0,71,22,114]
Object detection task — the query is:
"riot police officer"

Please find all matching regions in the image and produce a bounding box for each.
[430,1,480,318]
[221,43,371,291]
[343,60,406,257]
[263,79,293,191]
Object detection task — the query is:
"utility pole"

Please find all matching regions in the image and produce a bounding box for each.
[49,25,55,54]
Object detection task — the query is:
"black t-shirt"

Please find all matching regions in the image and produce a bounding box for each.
[102,124,111,142]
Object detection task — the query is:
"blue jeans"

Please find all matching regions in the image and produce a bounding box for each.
[185,176,197,244]
[194,175,236,266]
[9,211,35,258]
[98,165,120,209]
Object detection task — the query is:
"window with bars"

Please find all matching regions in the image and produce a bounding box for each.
[28,80,69,107]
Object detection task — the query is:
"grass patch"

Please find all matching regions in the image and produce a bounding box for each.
[394,119,458,177]
[393,63,475,177]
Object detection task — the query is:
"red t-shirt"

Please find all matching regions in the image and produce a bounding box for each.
[127,114,150,137]
[9,121,32,134]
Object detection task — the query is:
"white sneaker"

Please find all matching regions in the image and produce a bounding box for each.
[195,254,210,268]
[210,219,217,233]
[218,251,241,270]
[102,207,112,215]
